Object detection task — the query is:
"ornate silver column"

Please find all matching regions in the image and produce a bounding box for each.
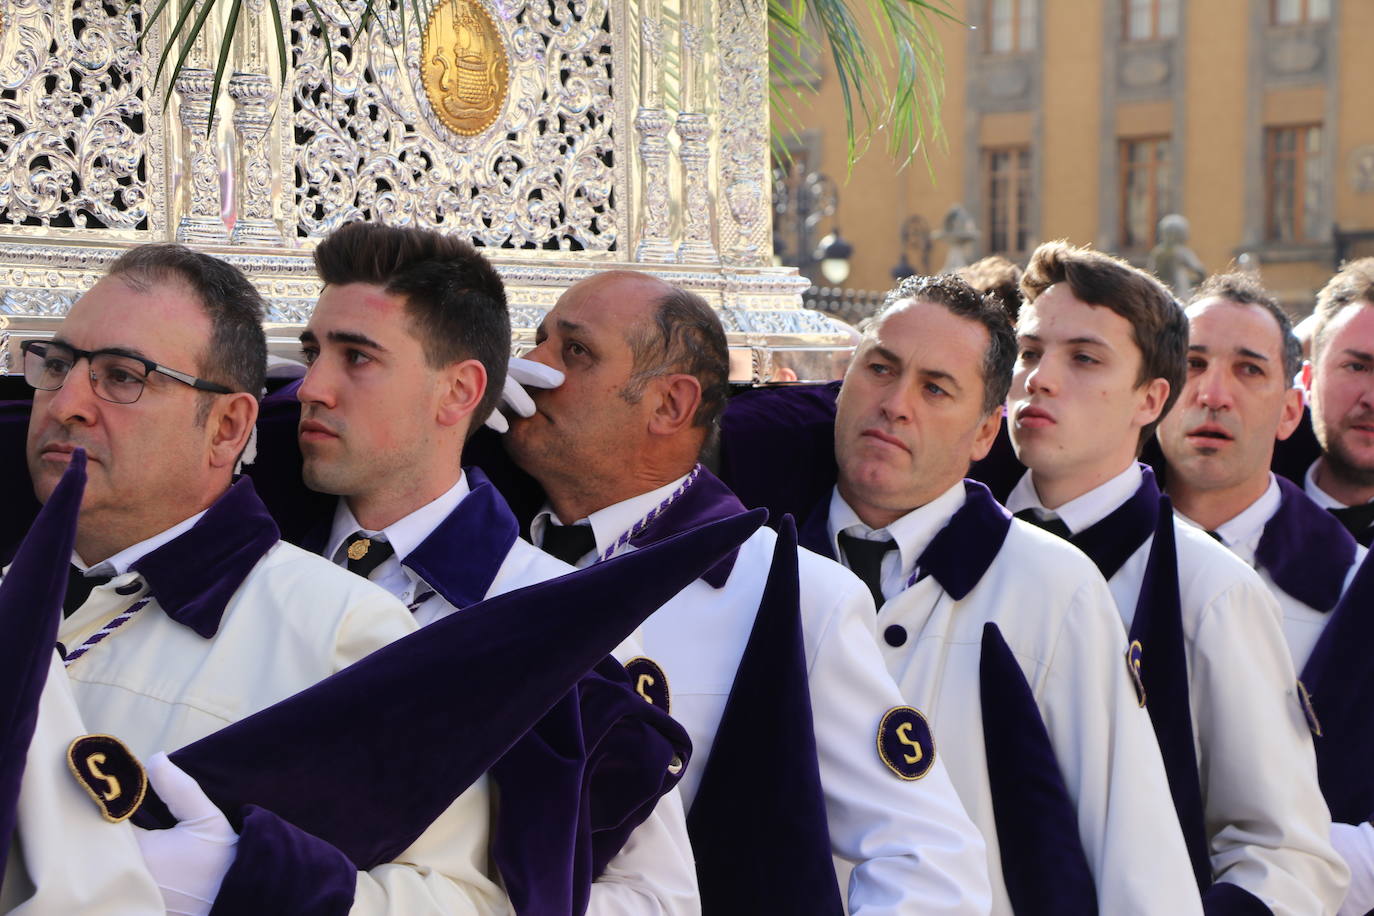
[714,0,770,266]
[633,14,675,263]
[675,8,719,265]
[229,3,282,245]
[174,37,229,244]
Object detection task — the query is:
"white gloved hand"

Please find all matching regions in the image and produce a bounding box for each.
[1332,821,1374,916]
[484,357,564,433]
[134,752,239,916]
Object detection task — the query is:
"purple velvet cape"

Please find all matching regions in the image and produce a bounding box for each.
[1066,469,1271,914]
[686,516,844,915]
[1237,477,1374,827]
[0,449,85,898]
[573,465,837,908]
[801,481,1098,909]
[133,509,762,915]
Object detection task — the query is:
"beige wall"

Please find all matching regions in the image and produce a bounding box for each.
[772,0,1371,311]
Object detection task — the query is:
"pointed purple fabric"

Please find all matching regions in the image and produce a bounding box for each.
[914,482,1012,599]
[489,657,691,916]
[0,449,86,893]
[686,516,844,916]
[1254,476,1358,613]
[1062,469,1209,890]
[1301,548,1374,824]
[979,622,1097,914]
[136,508,764,871]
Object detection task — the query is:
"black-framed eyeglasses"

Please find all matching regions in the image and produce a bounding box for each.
[20,340,234,405]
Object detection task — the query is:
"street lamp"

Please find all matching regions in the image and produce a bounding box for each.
[772,164,854,285]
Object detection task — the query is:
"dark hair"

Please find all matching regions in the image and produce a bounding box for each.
[957,255,1024,322]
[622,285,729,432]
[313,222,511,430]
[107,244,267,423]
[1022,240,1186,445]
[1313,258,1374,361]
[1189,272,1301,381]
[879,273,1016,416]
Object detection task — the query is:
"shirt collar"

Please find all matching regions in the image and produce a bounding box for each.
[826,479,967,584]
[325,473,470,565]
[129,477,281,638]
[76,509,208,577]
[1005,462,1142,535]
[1191,474,1281,566]
[532,474,691,565]
[1305,458,1374,509]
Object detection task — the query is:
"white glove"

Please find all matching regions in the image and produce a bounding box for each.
[1332,821,1374,916]
[134,753,239,916]
[484,357,564,433]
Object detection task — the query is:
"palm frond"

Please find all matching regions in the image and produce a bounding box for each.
[769,0,957,169]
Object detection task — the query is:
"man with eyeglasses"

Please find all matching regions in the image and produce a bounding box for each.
[12,244,523,914]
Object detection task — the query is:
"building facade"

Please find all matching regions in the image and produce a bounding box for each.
[776,0,1374,311]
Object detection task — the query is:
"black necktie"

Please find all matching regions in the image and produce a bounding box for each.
[64,566,112,618]
[1206,530,1224,543]
[341,532,395,580]
[1013,508,1072,541]
[541,523,596,565]
[1328,504,1374,547]
[837,532,896,610]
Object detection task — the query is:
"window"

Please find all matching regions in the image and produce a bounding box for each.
[1265,125,1323,242]
[1271,0,1329,25]
[1120,137,1173,249]
[983,146,1033,256]
[987,0,1036,53]
[1125,0,1179,40]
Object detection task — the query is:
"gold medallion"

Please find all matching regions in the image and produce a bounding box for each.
[347,538,371,561]
[421,0,510,138]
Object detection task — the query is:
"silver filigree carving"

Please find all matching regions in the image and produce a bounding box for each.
[175,67,229,243]
[0,0,157,232]
[715,0,769,265]
[634,105,675,262]
[289,0,621,250]
[675,15,718,265]
[229,71,282,244]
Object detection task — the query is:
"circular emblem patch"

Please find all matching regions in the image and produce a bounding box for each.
[624,657,671,713]
[66,734,147,823]
[877,706,935,780]
[1125,640,1147,708]
[1296,679,1323,737]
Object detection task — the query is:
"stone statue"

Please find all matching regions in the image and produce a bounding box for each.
[934,204,980,273]
[1147,214,1206,300]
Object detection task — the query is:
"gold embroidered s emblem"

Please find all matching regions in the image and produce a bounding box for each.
[67,734,147,823]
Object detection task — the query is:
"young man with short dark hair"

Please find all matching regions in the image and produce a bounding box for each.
[1006,242,1347,913]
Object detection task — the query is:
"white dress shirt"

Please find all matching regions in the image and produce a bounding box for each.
[0,652,163,915]
[1178,474,1366,672]
[329,481,702,916]
[1008,465,1350,916]
[825,481,965,603]
[538,479,995,916]
[44,506,532,916]
[828,482,1201,915]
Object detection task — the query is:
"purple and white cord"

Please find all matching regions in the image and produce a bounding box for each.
[62,597,151,667]
[595,464,702,564]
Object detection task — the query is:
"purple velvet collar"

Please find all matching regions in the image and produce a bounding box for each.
[915,481,1013,600]
[624,466,747,589]
[1254,476,1358,613]
[402,469,521,611]
[1069,465,1160,582]
[132,477,281,639]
